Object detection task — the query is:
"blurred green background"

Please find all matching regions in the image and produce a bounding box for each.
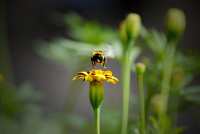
[0,0,200,134]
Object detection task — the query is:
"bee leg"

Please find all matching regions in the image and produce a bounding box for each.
[91,57,96,68]
[103,58,106,68]
[91,61,95,68]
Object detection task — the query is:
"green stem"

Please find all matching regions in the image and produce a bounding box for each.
[121,45,132,134]
[159,43,176,134]
[95,108,100,134]
[137,74,146,134]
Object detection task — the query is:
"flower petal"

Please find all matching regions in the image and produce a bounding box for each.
[73,69,119,84]
[106,76,119,84]
[72,71,90,81]
[104,70,113,76]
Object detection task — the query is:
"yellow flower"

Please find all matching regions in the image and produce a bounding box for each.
[73,69,119,84]
[73,69,119,110]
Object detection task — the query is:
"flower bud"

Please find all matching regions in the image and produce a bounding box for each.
[119,13,141,44]
[126,14,141,39]
[150,94,165,114]
[136,63,146,75]
[165,8,186,41]
[89,81,104,110]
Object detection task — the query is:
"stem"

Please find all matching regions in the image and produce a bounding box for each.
[121,45,132,134]
[95,108,100,134]
[159,43,176,134]
[137,74,146,134]
[161,46,175,112]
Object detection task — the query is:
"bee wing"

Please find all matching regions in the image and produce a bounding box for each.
[91,48,97,55]
[90,42,118,59]
[103,45,115,58]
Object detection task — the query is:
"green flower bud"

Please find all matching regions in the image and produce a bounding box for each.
[165,8,186,41]
[126,14,141,39]
[89,81,104,110]
[136,63,146,75]
[150,94,165,114]
[119,13,141,44]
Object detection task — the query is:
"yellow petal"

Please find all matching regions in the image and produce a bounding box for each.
[85,75,93,82]
[77,71,89,76]
[73,69,119,84]
[72,71,89,81]
[106,76,119,84]
[94,74,106,81]
[93,69,104,75]
[104,70,113,76]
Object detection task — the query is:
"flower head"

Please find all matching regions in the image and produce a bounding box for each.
[136,63,146,75]
[73,69,119,110]
[119,13,141,45]
[165,8,186,41]
[73,69,119,84]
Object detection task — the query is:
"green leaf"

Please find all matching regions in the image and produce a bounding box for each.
[65,13,117,44]
[141,27,166,56]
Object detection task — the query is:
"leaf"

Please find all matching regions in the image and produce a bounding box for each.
[149,116,160,134]
[64,13,117,44]
[141,27,166,56]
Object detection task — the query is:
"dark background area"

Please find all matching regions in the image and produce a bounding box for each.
[2,0,200,133]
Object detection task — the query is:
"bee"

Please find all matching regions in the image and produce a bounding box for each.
[91,50,106,67]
